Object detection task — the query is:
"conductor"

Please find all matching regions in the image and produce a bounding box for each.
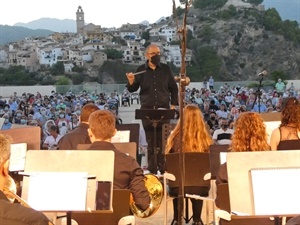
[126,44,179,174]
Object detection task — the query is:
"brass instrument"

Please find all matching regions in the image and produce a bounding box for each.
[4,175,54,225]
[129,174,163,218]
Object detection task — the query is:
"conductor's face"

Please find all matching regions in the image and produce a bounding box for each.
[146,46,161,67]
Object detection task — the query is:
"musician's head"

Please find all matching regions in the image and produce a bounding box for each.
[230,112,270,152]
[88,110,116,142]
[280,97,300,130]
[0,134,12,189]
[80,103,100,123]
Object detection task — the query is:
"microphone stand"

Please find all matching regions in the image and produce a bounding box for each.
[251,75,264,113]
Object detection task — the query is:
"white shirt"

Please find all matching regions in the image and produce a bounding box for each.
[213,128,234,145]
[44,135,62,149]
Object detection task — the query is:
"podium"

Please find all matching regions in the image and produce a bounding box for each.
[135,109,175,172]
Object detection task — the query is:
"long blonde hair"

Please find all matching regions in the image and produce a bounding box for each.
[165,104,212,153]
[229,112,270,152]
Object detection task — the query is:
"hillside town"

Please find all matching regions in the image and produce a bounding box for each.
[0,5,197,74]
[0,0,267,75]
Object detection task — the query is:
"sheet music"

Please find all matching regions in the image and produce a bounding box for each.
[220,152,227,164]
[0,117,4,129]
[250,167,300,215]
[27,172,88,211]
[264,121,281,144]
[111,130,130,143]
[9,143,27,172]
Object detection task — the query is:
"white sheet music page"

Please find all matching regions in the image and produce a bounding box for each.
[250,167,300,215]
[9,143,27,172]
[27,172,88,211]
[0,117,5,129]
[111,130,130,143]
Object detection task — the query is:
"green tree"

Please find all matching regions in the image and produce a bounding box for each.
[72,65,85,73]
[270,71,289,86]
[71,74,85,85]
[50,62,64,75]
[247,0,263,5]
[176,6,185,17]
[55,76,70,85]
[141,30,150,41]
[103,49,123,59]
[195,46,222,77]
[193,0,227,9]
[263,8,282,31]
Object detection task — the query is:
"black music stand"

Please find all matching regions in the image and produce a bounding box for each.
[135,109,175,173]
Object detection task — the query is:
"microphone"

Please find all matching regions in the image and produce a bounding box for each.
[258,70,267,76]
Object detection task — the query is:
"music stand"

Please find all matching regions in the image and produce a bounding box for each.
[135,109,175,172]
[21,150,115,225]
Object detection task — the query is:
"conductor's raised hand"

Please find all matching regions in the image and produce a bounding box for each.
[126,72,135,85]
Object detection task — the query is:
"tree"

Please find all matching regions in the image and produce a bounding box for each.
[103,49,123,60]
[141,30,150,41]
[247,0,263,5]
[71,74,85,85]
[55,76,70,85]
[193,0,227,9]
[263,8,282,31]
[195,46,222,77]
[50,62,64,75]
[270,71,289,86]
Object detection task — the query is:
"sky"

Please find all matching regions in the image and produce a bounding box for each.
[0,0,183,28]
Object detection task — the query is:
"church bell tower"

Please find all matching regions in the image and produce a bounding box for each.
[76,6,85,34]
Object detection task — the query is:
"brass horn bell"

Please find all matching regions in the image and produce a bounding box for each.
[129,174,163,218]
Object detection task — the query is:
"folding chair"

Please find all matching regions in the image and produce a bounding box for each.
[165,152,212,224]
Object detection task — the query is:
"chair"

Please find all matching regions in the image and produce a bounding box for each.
[165,152,212,224]
[72,189,131,225]
[116,123,140,160]
[208,144,230,180]
[161,123,176,154]
[77,142,137,160]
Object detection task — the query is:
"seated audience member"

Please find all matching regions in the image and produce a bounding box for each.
[207,111,219,135]
[0,134,50,225]
[216,103,230,120]
[165,104,213,225]
[87,110,150,211]
[270,97,300,150]
[58,103,99,150]
[215,112,271,208]
[1,114,12,130]
[212,118,234,145]
[42,125,62,150]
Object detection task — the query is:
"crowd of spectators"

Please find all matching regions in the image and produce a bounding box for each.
[0,89,127,149]
[185,80,299,145]
[0,79,299,148]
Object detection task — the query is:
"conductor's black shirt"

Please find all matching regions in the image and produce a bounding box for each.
[126,63,178,109]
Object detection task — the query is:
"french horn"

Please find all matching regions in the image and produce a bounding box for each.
[129,173,164,218]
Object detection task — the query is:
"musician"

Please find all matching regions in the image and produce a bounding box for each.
[165,105,213,225]
[87,110,150,211]
[0,134,50,225]
[215,112,271,208]
[126,44,179,173]
[58,103,99,150]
